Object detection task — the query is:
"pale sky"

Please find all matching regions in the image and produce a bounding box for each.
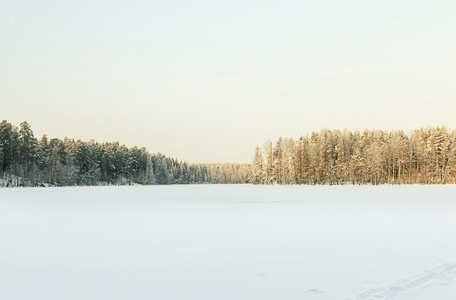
[1,0,455,163]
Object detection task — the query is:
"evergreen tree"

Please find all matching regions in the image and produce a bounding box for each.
[251,146,264,184]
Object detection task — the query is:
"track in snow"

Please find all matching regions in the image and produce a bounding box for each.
[355,260,456,300]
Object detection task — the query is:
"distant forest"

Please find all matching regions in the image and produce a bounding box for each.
[2,120,455,187]
[251,127,456,185]
[0,120,249,187]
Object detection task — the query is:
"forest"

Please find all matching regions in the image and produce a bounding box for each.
[2,120,456,187]
[0,120,249,187]
[251,127,456,185]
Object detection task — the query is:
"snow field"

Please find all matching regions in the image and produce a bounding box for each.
[1,185,456,300]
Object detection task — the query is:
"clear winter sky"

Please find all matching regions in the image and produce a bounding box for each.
[1,0,455,163]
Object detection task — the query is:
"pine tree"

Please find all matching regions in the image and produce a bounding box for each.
[251,146,264,184]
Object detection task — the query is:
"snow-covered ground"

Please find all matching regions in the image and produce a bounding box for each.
[1,185,456,300]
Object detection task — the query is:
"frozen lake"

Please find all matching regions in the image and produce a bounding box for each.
[1,185,456,300]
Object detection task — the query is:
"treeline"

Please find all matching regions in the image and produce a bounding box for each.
[0,120,249,187]
[251,127,456,185]
[4,120,455,187]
